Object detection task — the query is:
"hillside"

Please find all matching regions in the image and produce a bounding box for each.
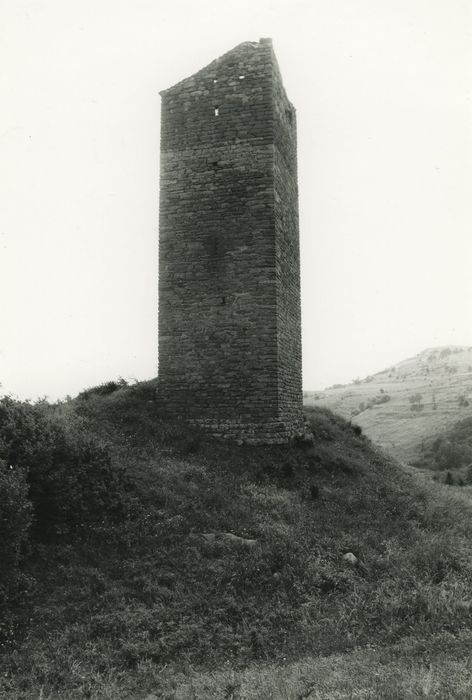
[2,382,472,697]
[304,346,472,463]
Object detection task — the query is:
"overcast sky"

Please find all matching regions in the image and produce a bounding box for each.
[1,0,471,400]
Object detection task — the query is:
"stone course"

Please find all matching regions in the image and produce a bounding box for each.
[158,38,303,443]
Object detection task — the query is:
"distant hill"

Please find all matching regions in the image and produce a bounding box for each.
[304,346,472,464]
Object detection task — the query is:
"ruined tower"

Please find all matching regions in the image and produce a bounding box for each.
[158,38,303,442]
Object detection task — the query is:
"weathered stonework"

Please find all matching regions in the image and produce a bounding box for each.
[158,38,303,443]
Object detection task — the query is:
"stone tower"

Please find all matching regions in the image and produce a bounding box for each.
[158,38,303,443]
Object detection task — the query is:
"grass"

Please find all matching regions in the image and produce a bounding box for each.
[304,345,472,464]
[2,380,472,697]
[165,631,472,698]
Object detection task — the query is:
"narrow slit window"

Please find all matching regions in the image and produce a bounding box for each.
[239,75,245,80]
[214,106,219,116]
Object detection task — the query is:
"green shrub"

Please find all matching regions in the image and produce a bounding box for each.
[409,392,424,412]
[436,441,469,472]
[365,394,391,410]
[0,397,132,540]
[0,460,32,647]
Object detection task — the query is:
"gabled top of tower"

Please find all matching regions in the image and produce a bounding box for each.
[159,37,295,151]
[160,37,275,97]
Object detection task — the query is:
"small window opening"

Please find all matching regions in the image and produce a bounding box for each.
[221,296,226,305]
[213,79,218,83]
[214,106,219,116]
[239,75,245,80]
[212,160,219,168]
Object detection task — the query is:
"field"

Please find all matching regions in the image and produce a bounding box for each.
[304,346,472,463]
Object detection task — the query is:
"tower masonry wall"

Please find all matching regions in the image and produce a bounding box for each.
[158,39,304,443]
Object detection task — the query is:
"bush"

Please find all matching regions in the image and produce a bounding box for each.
[436,441,469,472]
[362,395,391,412]
[409,393,423,412]
[418,418,472,473]
[0,397,133,540]
[0,461,32,646]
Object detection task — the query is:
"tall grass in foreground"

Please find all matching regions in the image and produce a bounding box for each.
[169,631,472,699]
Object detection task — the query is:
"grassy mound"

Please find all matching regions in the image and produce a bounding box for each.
[2,383,472,698]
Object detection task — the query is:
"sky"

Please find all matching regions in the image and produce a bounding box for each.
[1,0,471,400]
